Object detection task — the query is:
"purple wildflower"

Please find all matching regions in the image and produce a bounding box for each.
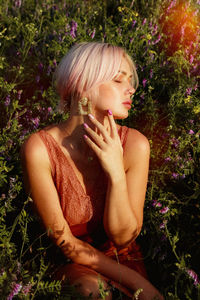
[175,155,181,161]
[160,221,168,229]
[197,0,200,4]
[5,95,11,106]
[0,268,5,276]
[53,59,57,66]
[21,283,32,295]
[189,55,194,64]
[150,69,153,78]
[38,63,43,72]
[132,20,136,28]
[187,269,200,286]
[7,283,22,300]
[165,157,171,162]
[15,0,21,8]
[160,207,169,214]
[167,0,177,12]
[70,20,78,39]
[186,151,193,160]
[181,25,185,37]
[142,18,147,25]
[152,200,162,208]
[185,48,189,55]
[91,28,96,39]
[142,78,147,88]
[171,137,179,148]
[140,93,145,100]
[152,34,161,45]
[149,52,155,61]
[186,87,192,95]
[31,117,40,128]
[52,4,58,10]
[47,107,52,113]
[116,27,122,36]
[172,172,179,179]
[152,24,158,36]
[188,129,195,135]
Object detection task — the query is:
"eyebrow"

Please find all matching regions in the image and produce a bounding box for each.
[118,70,133,78]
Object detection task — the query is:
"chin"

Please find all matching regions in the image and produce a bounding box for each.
[113,110,129,120]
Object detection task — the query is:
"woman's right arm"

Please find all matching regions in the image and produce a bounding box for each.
[21,133,163,300]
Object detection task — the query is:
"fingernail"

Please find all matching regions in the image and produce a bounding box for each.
[83,123,89,129]
[88,114,94,119]
[108,109,112,115]
[83,134,88,139]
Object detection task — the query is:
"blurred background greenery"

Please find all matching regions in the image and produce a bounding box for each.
[0,0,200,299]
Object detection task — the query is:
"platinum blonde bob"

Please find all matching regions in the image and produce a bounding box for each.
[55,42,138,110]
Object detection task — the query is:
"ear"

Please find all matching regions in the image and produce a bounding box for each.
[84,85,100,103]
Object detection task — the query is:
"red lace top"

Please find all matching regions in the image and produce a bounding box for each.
[37,126,129,238]
[37,125,147,288]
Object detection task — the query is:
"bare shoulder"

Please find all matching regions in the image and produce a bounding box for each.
[123,127,150,167]
[126,128,150,151]
[20,131,49,166]
[21,131,52,193]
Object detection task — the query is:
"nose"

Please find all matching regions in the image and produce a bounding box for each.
[127,85,135,96]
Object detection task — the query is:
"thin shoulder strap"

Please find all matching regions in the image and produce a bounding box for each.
[36,130,57,177]
[120,126,129,148]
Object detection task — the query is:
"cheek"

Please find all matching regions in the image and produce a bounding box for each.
[98,85,119,102]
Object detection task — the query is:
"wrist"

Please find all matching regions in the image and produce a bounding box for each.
[107,169,126,185]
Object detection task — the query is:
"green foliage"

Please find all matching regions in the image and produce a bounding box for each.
[0,0,200,299]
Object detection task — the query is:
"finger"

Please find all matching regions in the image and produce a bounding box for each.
[83,134,101,157]
[88,114,110,143]
[107,109,118,138]
[83,123,106,149]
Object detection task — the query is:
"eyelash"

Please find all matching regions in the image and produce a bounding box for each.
[114,80,122,83]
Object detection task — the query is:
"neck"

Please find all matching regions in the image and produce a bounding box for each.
[59,110,110,156]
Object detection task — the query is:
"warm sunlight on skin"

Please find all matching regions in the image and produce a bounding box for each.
[92,58,136,120]
[21,40,164,300]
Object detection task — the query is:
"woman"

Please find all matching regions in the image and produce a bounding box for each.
[21,42,163,299]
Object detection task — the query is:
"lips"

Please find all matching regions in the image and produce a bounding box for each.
[122,100,132,108]
[122,101,132,105]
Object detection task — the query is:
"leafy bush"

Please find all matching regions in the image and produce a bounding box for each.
[0,0,200,299]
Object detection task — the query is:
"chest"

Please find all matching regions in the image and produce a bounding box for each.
[57,141,104,195]
[70,156,104,195]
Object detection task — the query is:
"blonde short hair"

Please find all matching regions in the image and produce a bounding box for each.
[55,42,138,110]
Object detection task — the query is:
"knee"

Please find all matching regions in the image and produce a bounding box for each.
[73,274,112,300]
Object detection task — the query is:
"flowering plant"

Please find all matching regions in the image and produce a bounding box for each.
[0,0,199,299]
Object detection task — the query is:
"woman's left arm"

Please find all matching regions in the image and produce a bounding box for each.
[104,127,150,247]
[84,112,150,247]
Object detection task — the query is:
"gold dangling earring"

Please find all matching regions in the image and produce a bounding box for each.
[78,97,92,115]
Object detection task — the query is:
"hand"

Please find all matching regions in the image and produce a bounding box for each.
[83,110,124,178]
